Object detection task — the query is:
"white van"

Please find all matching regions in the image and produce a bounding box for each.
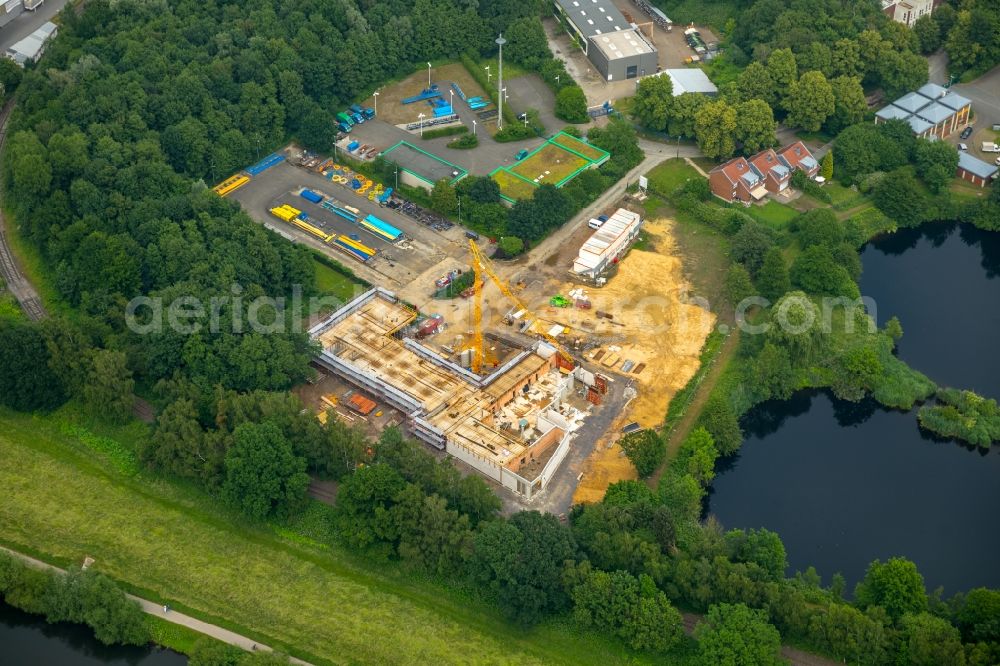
[588,218,603,230]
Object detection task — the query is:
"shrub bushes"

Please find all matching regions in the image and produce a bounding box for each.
[0,553,149,647]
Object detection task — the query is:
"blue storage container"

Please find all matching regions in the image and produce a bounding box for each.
[300,189,323,204]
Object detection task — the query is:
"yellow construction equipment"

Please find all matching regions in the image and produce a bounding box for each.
[213,174,249,197]
[467,239,575,373]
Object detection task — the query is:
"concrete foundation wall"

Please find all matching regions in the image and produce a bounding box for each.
[537,432,572,488]
[448,440,503,482]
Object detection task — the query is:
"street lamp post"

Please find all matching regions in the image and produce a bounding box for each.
[373,90,379,116]
[485,64,491,83]
[496,34,506,130]
[450,89,454,110]
[395,168,398,191]
[472,120,477,136]
[458,196,462,223]
[418,113,426,137]
[427,62,432,88]
[555,74,560,86]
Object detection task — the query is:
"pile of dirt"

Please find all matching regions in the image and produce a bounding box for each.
[569,218,715,504]
[564,218,715,427]
[573,437,637,505]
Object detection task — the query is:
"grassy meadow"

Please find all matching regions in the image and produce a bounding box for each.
[0,407,645,666]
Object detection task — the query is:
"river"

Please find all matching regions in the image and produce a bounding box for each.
[707,222,1000,595]
[0,599,187,665]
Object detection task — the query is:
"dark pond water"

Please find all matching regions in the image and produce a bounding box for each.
[707,222,1000,595]
[0,599,187,666]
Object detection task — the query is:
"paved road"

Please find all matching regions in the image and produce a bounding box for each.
[0,0,68,52]
[0,101,46,320]
[0,546,311,665]
[954,65,1000,129]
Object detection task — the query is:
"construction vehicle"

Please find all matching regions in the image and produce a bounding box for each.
[981,142,1000,153]
[467,239,575,373]
[549,295,570,308]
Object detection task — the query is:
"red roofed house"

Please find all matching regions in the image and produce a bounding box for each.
[777,141,820,178]
[708,157,768,203]
[747,149,792,194]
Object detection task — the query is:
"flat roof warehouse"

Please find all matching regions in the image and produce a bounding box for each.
[556,0,630,37]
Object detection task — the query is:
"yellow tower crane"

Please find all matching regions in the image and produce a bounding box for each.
[467,239,575,374]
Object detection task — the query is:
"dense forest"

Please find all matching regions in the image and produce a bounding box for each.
[0,0,570,400]
[1,0,998,662]
[638,0,1000,157]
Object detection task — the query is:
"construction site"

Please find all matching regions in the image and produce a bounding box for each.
[297,195,715,508]
[309,287,601,500]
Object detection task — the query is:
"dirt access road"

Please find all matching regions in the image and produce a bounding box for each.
[0,545,311,665]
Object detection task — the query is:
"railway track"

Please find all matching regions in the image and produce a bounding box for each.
[0,100,48,322]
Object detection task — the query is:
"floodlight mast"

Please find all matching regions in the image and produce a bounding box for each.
[496,34,506,130]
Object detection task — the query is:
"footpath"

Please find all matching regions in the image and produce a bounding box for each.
[0,546,312,665]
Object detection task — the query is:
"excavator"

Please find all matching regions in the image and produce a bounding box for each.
[467,239,575,374]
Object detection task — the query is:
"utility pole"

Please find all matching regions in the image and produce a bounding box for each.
[496,34,506,130]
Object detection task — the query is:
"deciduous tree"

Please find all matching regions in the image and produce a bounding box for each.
[222,421,309,520]
[756,248,790,302]
[736,99,777,154]
[632,73,673,131]
[82,350,135,424]
[694,603,783,666]
[854,557,928,621]
[695,100,737,160]
[786,71,835,132]
[554,85,588,124]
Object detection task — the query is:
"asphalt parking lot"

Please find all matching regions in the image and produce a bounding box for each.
[952,66,1000,165]
[228,158,469,292]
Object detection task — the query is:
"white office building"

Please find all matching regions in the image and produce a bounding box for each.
[573,208,643,279]
[6,20,57,67]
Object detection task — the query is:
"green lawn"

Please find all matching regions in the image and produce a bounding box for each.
[746,200,799,229]
[823,182,865,208]
[0,407,647,666]
[646,158,703,195]
[314,259,362,301]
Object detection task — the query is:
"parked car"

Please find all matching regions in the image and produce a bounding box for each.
[961,126,974,139]
[958,143,968,151]
[598,214,609,222]
[992,124,1000,131]
[515,149,529,160]
[465,231,480,240]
